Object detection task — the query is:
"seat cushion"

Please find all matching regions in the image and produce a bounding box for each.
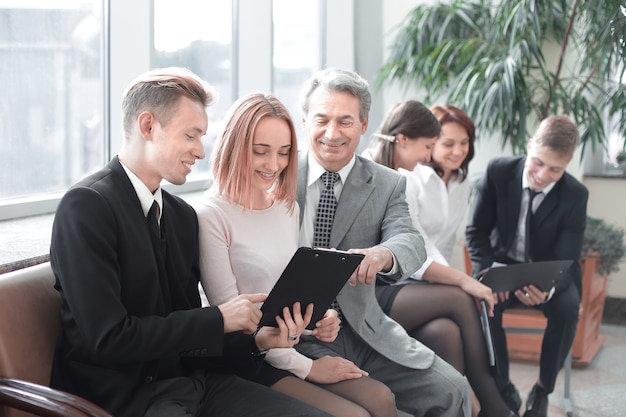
[0,262,59,386]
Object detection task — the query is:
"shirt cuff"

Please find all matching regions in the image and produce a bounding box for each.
[264,348,314,380]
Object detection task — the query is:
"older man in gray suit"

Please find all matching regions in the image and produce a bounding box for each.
[295,67,471,417]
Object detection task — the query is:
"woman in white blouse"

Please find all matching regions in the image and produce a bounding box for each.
[196,92,398,417]
[367,101,516,417]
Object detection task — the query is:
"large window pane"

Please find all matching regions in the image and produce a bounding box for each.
[272,0,321,143]
[153,0,232,176]
[0,1,104,201]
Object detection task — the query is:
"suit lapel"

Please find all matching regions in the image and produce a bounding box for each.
[331,158,374,248]
[297,152,309,226]
[505,160,525,249]
[533,179,561,227]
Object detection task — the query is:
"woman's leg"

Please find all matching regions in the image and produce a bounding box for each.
[412,318,481,417]
[387,282,513,417]
[272,375,397,417]
[412,317,464,371]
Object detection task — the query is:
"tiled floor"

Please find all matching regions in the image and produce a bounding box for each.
[509,324,626,417]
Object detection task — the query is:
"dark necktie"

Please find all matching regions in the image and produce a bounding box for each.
[524,188,540,262]
[314,171,340,249]
[313,172,343,320]
[147,201,171,312]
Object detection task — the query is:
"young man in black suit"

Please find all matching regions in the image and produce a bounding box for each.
[49,67,329,417]
[466,115,588,417]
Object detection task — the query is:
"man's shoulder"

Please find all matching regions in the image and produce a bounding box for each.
[487,155,524,172]
[356,155,403,182]
[163,190,195,214]
[560,171,589,197]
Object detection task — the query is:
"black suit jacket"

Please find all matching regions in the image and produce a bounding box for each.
[50,157,257,417]
[466,156,588,296]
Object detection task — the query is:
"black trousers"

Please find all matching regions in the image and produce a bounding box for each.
[489,282,580,393]
[145,370,331,417]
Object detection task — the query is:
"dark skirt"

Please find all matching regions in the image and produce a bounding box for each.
[375,282,405,314]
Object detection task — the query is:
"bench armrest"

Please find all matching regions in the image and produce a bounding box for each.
[0,377,112,417]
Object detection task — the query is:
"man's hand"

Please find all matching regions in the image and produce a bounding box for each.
[347,246,393,286]
[218,293,266,334]
[311,308,340,342]
[306,356,369,384]
[255,302,314,351]
[496,291,510,303]
[515,284,548,306]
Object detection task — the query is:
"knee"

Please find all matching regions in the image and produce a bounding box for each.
[417,319,461,350]
[365,383,396,417]
[548,294,580,322]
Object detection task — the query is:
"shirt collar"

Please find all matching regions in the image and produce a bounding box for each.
[306,152,356,186]
[119,160,163,220]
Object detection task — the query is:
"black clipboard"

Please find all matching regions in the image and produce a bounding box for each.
[260,247,364,329]
[478,260,574,293]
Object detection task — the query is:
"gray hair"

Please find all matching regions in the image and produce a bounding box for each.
[299,67,371,122]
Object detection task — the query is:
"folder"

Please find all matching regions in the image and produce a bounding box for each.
[260,247,364,329]
[478,260,574,293]
[479,299,496,366]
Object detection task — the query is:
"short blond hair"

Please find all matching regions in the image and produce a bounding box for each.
[122,67,217,138]
[531,115,580,157]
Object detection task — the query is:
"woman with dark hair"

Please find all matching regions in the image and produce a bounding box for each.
[366,101,517,417]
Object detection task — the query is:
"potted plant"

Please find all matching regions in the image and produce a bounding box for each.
[583,216,626,276]
[376,0,626,154]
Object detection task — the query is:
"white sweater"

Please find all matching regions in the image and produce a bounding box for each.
[195,190,313,379]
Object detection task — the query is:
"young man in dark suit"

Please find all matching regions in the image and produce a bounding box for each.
[466,115,588,417]
[49,67,329,417]
[295,67,472,417]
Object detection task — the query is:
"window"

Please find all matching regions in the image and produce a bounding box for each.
[0,0,353,223]
[272,0,321,142]
[153,0,233,177]
[0,1,105,204]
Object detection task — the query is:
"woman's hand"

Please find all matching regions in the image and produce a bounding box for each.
[311,308,340,342]
[306,356,368,384]
[460,277,497,316]
[254,302,314,351]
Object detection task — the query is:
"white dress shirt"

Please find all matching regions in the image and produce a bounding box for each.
[403,163,471,279]
[507,167,556,262]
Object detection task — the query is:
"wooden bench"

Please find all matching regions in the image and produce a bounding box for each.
[0,262,112,417]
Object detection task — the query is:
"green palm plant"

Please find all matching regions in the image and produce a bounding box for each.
[376,0,626,154]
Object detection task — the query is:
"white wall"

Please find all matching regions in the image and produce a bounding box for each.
[583,177,626,298]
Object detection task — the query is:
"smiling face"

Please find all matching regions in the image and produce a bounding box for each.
[525,139,572,190]
[147,96,207,190]
[432,122,470,175]
[394,135,438,171]
[250,116,292,207]
[303,89,368,172]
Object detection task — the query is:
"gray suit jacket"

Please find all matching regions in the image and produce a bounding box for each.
[297,152,435,369]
